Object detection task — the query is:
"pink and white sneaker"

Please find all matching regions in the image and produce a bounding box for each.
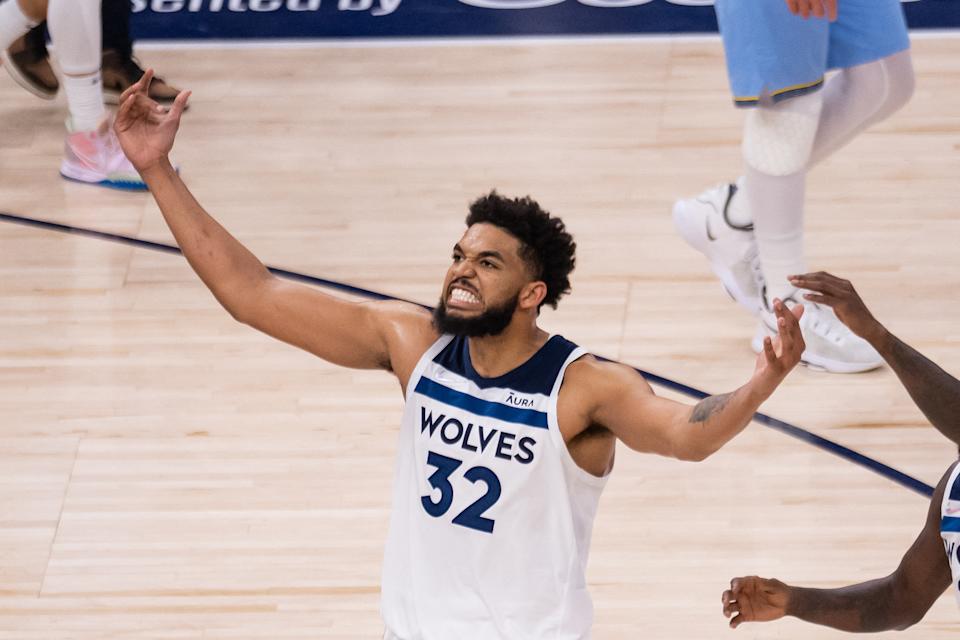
[60,117,147,191]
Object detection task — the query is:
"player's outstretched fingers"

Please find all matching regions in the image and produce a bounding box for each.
[721,589,738,618]
[790,272,845,297]
[167,90,192,124]
[803,292,832,305]
[120,67,153,105]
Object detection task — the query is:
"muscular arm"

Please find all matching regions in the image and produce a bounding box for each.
[789,272,960,444]
[572,300,803,462]
[582,361,768,462]
[786,463,954,631]
[114,72,435,384]
[724,462,956,631]
[141,160,434,380]
[871,330,960,444]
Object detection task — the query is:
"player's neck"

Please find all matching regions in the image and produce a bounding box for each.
[467,323,550,379]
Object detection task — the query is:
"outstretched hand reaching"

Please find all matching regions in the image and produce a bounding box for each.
[114,68,191,174]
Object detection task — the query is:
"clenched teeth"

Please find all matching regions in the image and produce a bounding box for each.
[450,288,480,305]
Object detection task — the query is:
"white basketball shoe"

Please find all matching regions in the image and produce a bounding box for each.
[60,116,147,191]
[672,182,762,314]
[752,293,883,373]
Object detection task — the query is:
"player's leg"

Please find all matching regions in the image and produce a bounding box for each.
[48,0,145,190]
[99,0,181,105]
[798,0,914,165]
[673,0,827,316]
[746,0,911,371]
[742,90,884,373]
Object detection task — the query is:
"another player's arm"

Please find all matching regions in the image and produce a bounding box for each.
[583,300,804,462]
[722,461,956,631]
[791,272,960,443]
[114,71,434,380]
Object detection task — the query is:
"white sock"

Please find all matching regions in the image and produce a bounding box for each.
[47,0,104,132]
[744,166,806,305]
[0,0,38,52]
[62,72,105,131]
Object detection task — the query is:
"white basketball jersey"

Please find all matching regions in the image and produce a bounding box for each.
[381,334,609,639]
[940,462,960,607]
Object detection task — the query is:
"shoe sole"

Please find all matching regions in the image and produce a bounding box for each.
[0,50,57,100]
[750,326,883,374]
[60,169,147,192]
[672,199,761,315]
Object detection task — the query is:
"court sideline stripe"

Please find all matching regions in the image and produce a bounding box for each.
[0,211,934,498]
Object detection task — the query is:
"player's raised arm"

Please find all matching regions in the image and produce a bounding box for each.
[722,461,955,631]
[580,299,804,462]
[114,71,434,380]
[791,272,960,444]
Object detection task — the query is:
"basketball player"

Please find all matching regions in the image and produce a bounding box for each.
[0,0,144,190]
[672,0,914,373]
[114,71,805,639]
[722,271,960,631]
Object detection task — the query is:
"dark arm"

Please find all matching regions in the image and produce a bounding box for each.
[786,462,954,631]
[724,461,955,631]
[873,331,960,444]
[790,272,960,443]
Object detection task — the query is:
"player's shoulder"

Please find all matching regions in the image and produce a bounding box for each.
[366,299,440,372]
[564,354,651,398]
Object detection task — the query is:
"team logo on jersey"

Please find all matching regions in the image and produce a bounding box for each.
[504,391,537,408]
[421,408,537,465]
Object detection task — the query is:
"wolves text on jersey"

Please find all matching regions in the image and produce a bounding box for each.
[420,407,536,465]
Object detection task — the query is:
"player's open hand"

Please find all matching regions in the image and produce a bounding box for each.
[788,272,885,344]
[785,0,838,21]
[114,68,191,174]
[722,576,790,629]
[752,298,804,393]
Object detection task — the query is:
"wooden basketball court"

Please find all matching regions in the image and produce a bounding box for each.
[1,34,958,638]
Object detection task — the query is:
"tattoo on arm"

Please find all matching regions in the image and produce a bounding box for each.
[689,392,734,423]
[885,335,960,442]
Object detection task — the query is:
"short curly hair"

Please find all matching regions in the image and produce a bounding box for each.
[465,191,576,309]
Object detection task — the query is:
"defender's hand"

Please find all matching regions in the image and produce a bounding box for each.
[722,576,790,629]
[786,0,838,21]
[114,68,191,174]
[752,298,804,394]
[789,272,885,344]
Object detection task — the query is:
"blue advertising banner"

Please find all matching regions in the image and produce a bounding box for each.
[129,0,960,41]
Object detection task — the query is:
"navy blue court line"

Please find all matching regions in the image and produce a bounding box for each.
[414,377,548,429]
[0,211,934,498]
[0,212,426,308]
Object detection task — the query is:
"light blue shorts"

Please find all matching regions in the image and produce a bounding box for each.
[715,0,910,107]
